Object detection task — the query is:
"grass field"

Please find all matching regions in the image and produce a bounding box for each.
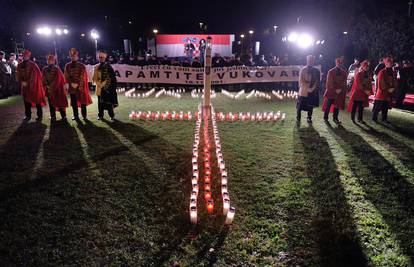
[0,92,414,266]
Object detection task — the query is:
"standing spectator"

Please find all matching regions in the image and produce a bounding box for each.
[17,49,46,121]
[396,60,413,108]
[348,58,360,72]
[191,57,202,68]
[372,57,398,123]
[297,55,320,123]
[8,53,19,95]
[0,51,12,98]
[184,39,196,60]
[256,55,268,66]
[182,59,191,67]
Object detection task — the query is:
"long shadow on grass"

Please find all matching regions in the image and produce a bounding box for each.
[355,123,414,171]
[105,120,230,266]
[294,125,367,267]
[328,125,414,262]
[0,121,46,189]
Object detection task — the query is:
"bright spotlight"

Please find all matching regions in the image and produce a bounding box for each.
[287,32,298,42]
[43,27,52,35]
[297,33,314,48]
[321,40,325,44]
[90,29,99,40]
[63,29,69,34]
[316,40,321,45]
[36,28,43,34]
[153,28,159,34]
[248,30,254,35]
[55,28,62,35]
[240,34,245,38]
[343,31,348,35]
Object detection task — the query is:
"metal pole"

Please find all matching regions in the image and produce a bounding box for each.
[95,39,98,62]
[203,36,212,114]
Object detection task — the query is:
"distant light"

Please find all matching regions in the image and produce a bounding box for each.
[343,31,348,35]
[80,33,85,37]
[248,30,254,35]
[316,40,321,45]
[90,29,99,40]
[43,27,52,35]
[128,21,132,24]
[36,28,43,34]
[26,32,31,36]
[240,34,245,38]
[282,36,287,42]
[55,28,62,35]
[63,29,69,34]
[273,25,278,31]
[321,40,325,44]
[153,29,159,34]
[297,33,314,48]
[288,32,298,42]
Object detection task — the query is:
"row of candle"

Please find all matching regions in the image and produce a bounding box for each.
[116,88,126,93]
[190,105,202,224]
[202,114,215,215]
[272,90,298,100]
[125,88,156,98]
[215,111,286,122]
[191,89,217,99]
[211,106,235,224]
[129,110,196,121]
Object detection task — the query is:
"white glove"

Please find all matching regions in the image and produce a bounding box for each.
[335,89,342,94]
[21,81,28,87]
[71,83,79,89]
[388,88,395,93]
[64,83,69,90]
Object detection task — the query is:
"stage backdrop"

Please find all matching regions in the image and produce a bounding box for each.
[86,65,311,85]
[155,34,235,58]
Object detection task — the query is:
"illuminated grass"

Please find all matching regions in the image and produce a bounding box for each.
[0,93,413,266]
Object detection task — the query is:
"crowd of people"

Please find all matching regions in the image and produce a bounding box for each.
[1,46,413,126]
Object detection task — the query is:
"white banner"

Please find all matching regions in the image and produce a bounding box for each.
[86,64,306,85]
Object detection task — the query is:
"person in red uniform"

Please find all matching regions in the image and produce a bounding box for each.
[64,48,92,120]
[372,56,397,123]
[322,57,348,123]
[17,49,46,121]
[42,54,68,120]
[347,60,372,123]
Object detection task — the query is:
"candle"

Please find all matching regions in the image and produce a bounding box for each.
[204,190,212,201]
[204,182,211,191]
[219,162,225,170]
[204,175,211,183]
[221,176,228,185]
[191,191,197,200]
[223,198,230,215]
[207,199,214,214]
[221,169,228,176]
[190,206,197,224]
[221,184,228,194]
[192,184,199,194]
[192,163,198,171]
[225,206,235,224]
[192,156,197,164]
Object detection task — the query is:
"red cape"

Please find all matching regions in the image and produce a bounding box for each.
[72,66,93,107]
[43,66,68,109]
[347,71,371,112]
[322,67,347,112]
[19,61,46,106]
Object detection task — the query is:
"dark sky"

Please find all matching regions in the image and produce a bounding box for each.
[0,0,410,55]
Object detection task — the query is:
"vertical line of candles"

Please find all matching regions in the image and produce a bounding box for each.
[190,104,202,224]
[203,108,214,214]
[211,106,235,225]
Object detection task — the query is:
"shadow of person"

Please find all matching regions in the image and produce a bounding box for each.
[0,121,47,192]
[293,125,367,267]
[328,124,414,262]
[83,120,198,265]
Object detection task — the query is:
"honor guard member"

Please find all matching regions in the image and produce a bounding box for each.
[93,51,118,121]
[64,48,92,120]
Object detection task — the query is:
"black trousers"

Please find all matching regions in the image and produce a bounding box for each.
[70,94,87,118]
[372,100,389,121]
[24,100,42,118]
[48,98,66,119]
[296,106,313,120]
[323,98,339,120]
[296,96,313,120]
[97,96,114,118]
[351,100,364,121]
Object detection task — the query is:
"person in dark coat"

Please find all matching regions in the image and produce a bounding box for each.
[396,60,413,108]
[93,51,118,121]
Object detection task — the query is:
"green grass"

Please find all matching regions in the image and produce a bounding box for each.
[0,92,414,266]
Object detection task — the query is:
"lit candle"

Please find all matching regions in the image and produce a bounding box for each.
[204,175,211,183]
[225,206,235,224]
[191,191,197,200]
[192,184,199,194]
[221,169,228,176]
[192,163,198,171]
[207,199,214,214]
[221,176,228,185]
[190,206,197,224]
[219,162,225,170]
[204,182,211,191]
[221,184,228,194]
[204,190,212,201]
[223,198,230,215]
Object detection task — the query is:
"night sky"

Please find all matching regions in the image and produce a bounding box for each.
[0,0,411,56]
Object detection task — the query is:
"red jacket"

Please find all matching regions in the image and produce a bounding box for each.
[347,70,372,112]
[322,66,347,111]
[42,65,68,109]
[64,61,92,106]
[17,60,46,106]
[375,67,397,102]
